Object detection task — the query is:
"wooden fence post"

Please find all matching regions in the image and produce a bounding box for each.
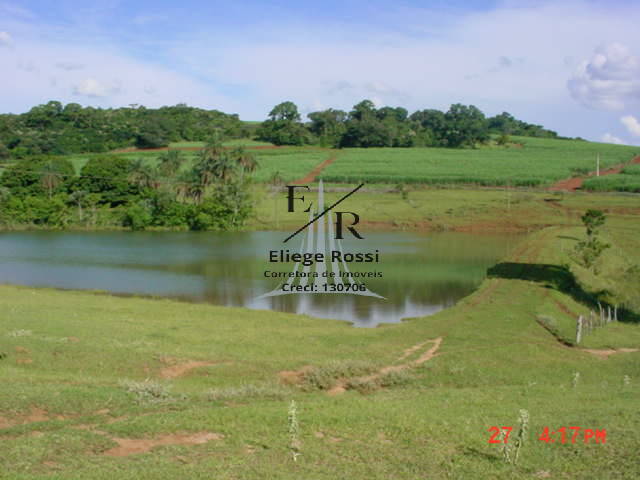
[576,316,583,344]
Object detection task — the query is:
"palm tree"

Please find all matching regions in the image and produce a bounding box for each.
[69,190,87,221]
[195,144,234,186]
[40,161,64,199]
[158,150,182,177]
[230,147,258,177]
[176,170,205,204]
[128,158,158,190]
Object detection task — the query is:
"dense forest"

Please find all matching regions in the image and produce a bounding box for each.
[0,100,566,159]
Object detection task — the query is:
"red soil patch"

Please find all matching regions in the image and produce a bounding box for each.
[103,432,223,457]
[159,360,216,379]
[550,155,640,191]
[292,154,337,185]
[581,348,639,359]
[0,407,63,429]
[277,365,314,385]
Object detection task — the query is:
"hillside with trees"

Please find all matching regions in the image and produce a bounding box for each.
[0,100,565,159]
[0,102,247,158]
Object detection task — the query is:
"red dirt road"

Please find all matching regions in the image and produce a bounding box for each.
[292,154,337,184]
[550,155,640,191]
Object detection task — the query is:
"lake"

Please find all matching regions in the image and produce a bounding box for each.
[0,231,520,327]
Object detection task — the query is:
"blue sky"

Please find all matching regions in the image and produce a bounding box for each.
[2,0,640,144]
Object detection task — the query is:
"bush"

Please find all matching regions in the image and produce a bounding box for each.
[123,203,153,230]
[76,156,136,206]
[119,379,173,404]
[207,383,288,401]
[300,360,378,391]
[135,132,169,149]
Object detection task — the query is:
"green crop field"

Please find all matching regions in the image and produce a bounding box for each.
[621,164,640,175]
[319,137,640,187]
[583,174,640,193]
[583,163,640,193]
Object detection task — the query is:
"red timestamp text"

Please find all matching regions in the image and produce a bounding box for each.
[488,426,606,445]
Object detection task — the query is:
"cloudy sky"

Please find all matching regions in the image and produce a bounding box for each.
[1,0,640,144]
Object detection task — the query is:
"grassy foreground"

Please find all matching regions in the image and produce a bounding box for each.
[1,191,640,479]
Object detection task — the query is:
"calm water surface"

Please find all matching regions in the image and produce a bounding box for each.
[0,231,519,326]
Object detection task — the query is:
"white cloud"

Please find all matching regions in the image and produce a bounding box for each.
[73,78,119,98]
[0,31,12,47]
[601,133,624,144]
[621,115,640,137]
[0,41,239,113]
[568,43,640,110]
[168,1,640,132]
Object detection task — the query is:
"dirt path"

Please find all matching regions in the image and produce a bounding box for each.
[550,155,640,191]
[327,337,443,396]
[292,153,337,185]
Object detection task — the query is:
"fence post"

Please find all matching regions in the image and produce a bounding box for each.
[576,316,583,345]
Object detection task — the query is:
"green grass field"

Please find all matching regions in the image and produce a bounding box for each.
[319,137,640,187]
[1,187,640,478]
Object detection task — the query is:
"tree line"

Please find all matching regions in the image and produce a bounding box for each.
[0,99,570,160]
[257,100,568,148]
[0,135,255,231]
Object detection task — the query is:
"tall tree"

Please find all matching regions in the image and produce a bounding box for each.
[443,104,489,148]
[257,101,309,146]
[268,101,301,122]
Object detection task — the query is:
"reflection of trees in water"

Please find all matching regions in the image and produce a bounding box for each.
[191,254,488,325]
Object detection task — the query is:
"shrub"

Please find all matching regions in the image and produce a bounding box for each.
[207,383,287,401]
[119,379,172,404]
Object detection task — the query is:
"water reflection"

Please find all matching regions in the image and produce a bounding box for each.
[0,231,519,326]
